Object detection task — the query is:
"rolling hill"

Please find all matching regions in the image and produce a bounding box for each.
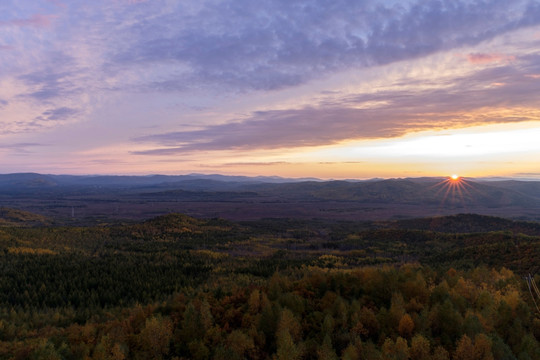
[0,173,539,222]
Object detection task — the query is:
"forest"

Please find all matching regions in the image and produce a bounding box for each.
[0,209,539,359]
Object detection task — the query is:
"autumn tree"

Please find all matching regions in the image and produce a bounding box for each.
[381,336,409,360]
[138,316,172,360]
[453,335,474,360]
[432,346,450,360]
[317,334,339,360]
[274,308,303,360]
[472,334,493,360]
[226,330,255,359]
[398,314,414,339]
[409,334,430,360]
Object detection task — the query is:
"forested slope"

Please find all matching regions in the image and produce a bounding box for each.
[0,211,538,359]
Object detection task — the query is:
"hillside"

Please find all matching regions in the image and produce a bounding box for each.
[389,213,540,235]
[246,178,539,207]
[1,173,540,223]
[0,211,539,358]
[0,207,52,227]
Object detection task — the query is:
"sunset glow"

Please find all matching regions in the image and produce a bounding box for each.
[1,1,540,179]
[430,174,475,209]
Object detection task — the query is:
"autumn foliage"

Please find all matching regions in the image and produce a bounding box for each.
[0,213,538,359]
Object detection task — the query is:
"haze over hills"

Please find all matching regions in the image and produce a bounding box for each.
[0,172,318,188]
[0,173,540,223]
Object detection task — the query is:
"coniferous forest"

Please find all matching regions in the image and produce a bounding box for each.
[0,210,539,359]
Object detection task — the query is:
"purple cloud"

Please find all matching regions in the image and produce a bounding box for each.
[18,54,79,100]
[0,14,55,28]
[0,143,48,155]
[133,52,540,154]
[110,0,540,91]
[36,107,79,122]
[46,0,66,7]
[0,142,45,149]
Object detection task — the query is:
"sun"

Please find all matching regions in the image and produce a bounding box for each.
[429,174,473,210]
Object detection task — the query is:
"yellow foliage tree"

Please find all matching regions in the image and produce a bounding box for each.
[409,334,430,360]
[139,316,173,360]
[398,314,415,339]
[473,334,494,360]
[453,335,474,360]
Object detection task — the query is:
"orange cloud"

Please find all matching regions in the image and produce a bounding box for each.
[467,53,515,64]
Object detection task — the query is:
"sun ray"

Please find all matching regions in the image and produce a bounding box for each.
[431,175,476,213]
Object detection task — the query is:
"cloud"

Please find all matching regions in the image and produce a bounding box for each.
[0,142,46,149]
[46,0,66,7]
[110,0,540,91]
[133,52,540,154]
[3,47,90,133]
[132,103,530,154]
[37,107,79,122]
[221,161,291,167]
[18,54,79,100]
[467,53,516,64]
[2,0,540,145]
[0,14,55,28]
[0,143,48,155]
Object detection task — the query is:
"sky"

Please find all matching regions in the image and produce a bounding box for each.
[1,0,540,179]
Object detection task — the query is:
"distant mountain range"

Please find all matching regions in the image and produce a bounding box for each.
[0,172,319,188]
[0,173,539,222]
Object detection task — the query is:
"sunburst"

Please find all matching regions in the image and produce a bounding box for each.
[430,174,474,210]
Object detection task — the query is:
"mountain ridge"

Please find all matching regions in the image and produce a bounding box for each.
[1,173,539,222]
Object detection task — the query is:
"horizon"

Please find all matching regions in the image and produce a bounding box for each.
[1,1,540,178]
[2,171,540,182]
